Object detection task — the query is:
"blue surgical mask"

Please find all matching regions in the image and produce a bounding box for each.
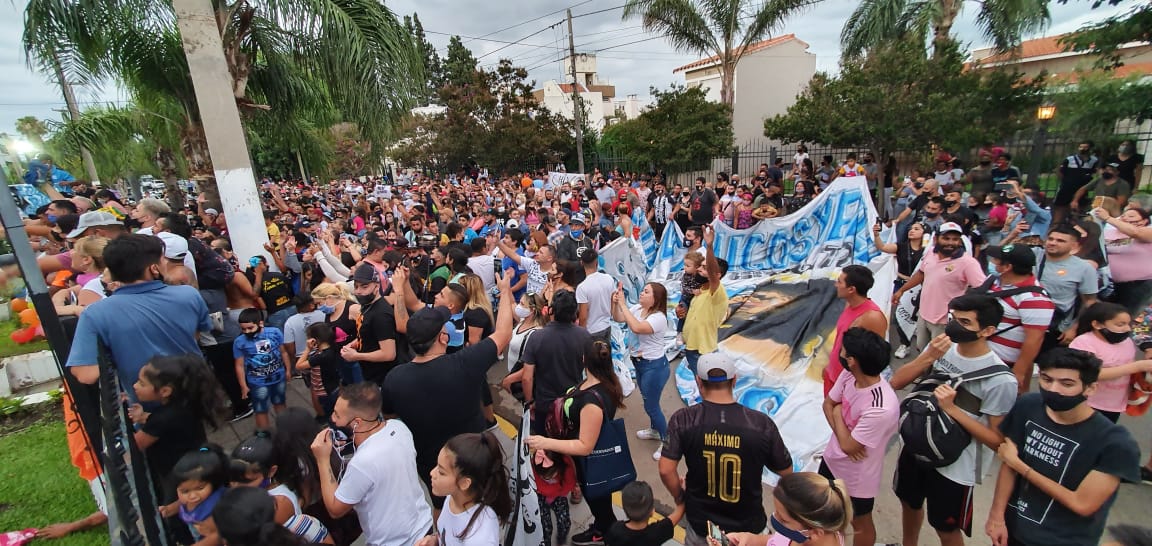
[46,214,58,224]
[770,514,810,544]
[570,229,584,239]
[318,304,335,315]
[444,322,465,346]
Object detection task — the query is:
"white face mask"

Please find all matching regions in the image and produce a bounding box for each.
[514,304,532,320]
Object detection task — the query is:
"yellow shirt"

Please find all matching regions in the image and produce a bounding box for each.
[266,222,281,249]
[683,284,729,353]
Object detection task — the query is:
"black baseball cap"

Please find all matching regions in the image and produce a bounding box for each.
[407,306,452,346]
[351,263,379,285]
[986,243,1036,268]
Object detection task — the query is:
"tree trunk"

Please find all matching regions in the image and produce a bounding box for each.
[152,146,186,211]
[173,0,270,268]
[932,0,960,57]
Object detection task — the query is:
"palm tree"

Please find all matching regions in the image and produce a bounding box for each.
[622,0,819,111]
[840,0,1050,60]
[14,116,49,146]
[23,0,423,195]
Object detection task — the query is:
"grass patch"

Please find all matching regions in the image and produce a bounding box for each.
[0,408,104,545]
[0,318,51,358]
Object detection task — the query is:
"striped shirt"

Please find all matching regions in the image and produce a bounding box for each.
[987,276,1054,365]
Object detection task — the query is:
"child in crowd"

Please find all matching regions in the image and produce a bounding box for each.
[295,322,342,421]
[820,327,899,546]
[1069,302,1152,422]
[213,487,316,546]
[230,435,331,543]
[675,252,704,345]
[165,445,230,546]
[128,354,227,541]
[605,481,684,546]
[533,449,575,546]
[234,308,291,432]
[719,473,852,546]
[735,193,756,229]
[419,432,512,546]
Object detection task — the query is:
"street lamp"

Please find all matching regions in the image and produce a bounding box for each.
[1027,103,1056,188]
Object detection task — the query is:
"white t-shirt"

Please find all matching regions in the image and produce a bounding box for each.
[334,420,433,546]
[283,310,326,357]
[629,304,668,359]
[81,277,108,300]
[435,503,500,546]
[508,325,540,372]
[467,255,497,294]
[576,271,616,333]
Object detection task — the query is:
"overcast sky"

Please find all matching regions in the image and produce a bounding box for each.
[0,0,1130,136]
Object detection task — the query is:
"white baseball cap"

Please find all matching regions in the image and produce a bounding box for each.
[156,232,189,260]
[697,352,737,382]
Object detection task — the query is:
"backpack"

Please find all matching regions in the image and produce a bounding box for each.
[965,277,1048,336]
[898,363,1014,468]
[545,387,581,441]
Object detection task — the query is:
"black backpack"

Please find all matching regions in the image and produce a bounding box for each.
[898,363,1014,467]
[965,277,1049,336]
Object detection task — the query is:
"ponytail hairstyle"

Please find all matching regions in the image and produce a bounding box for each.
[273,408,322,505]
[172,444,230,492]
[443,432,513,538]
[213,487,310,546]
[1075,301,1130,337]
[523,292,550,329]
[141,354,228,430]
[230,435,277,486]
[772,472,853,535]
[585,340,624,410]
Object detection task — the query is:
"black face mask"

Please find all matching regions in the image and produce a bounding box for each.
[944,199,958,208]
[945,319,981,344]
[684,239,696,248]
[1102,172,1116,180]
[1040,387,1086,412]
[979,160,992,166]
[1098,328,1130,344]
[914,182,925,189]
[355,293,376,306]
[838,355,849,370]
[244,329,261,340]
[924,211,940,219]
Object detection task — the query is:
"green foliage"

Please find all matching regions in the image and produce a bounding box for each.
[1048,72,1152,134]
[443,36,480,89]
[0,396,23,417]
[600,85,732,173]
[0,318,52,358]
[764,39,1044,155]
[406,13,443,106]
[1057,1,1151,70]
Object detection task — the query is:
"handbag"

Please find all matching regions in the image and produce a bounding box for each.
[575,389,637,499]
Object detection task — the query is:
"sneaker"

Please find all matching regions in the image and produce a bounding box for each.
[652,447,662,461]
[571,529,604,546]
[230,408,254,422]
[1141,466,1152,485]
[894,344,909,359]
[636,428,661,441]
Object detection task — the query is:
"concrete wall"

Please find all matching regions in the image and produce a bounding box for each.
[539,81,607,131]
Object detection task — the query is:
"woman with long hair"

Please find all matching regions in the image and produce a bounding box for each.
[717,472,852,546]
[526,340,625,545]
[501,292,551,402]
[1095,207,1152,315]
[458,274,495,345]
[311,283,362,385]
[611,282,670,461]
[872,221,926,358]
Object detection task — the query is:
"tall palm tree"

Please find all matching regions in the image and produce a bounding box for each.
[622,0,819,111]
[840,0,1050,60]
[23,0,423,188]
[14,116,49,147]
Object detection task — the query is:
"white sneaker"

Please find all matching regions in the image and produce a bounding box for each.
[652,447,662,461]
[894,344,909,359]
[636,428,661,441]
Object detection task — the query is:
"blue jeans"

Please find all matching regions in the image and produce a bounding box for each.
[339,359,363,385]
[634,356,670,439]
[684,350,701,376]
[249,379,287,413]
[265,308,294,331]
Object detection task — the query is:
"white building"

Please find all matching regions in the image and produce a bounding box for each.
[674,34,816,143]
[534,81,608,131]
[534,53,640,130]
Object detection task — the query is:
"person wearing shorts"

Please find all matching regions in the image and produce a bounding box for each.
[234,308,291,434]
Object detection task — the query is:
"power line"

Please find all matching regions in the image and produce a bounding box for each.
[573,25,644,39]
[594,35,665,52]
[462,0,593,44]
[425,30,564,50]
[571,4,627,18]
[476,21,564,60]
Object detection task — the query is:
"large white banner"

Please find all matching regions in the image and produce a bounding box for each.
[546,172,587,188]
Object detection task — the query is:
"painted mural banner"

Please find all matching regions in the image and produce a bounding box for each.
[546,172,587,187]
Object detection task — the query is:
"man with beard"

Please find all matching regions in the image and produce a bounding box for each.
[893,222,987,352]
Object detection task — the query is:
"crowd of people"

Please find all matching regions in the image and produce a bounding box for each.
[5,140,1152,546]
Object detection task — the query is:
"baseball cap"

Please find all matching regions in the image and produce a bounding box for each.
[696,352,737,382]
[985,243,1036,268]
[570,213,588,225]
[351,263,380,285]
[506,219,520,230]
[937,222,964,235]
[406,306,452,347]
[156,232,189,260]
[204,208,219,216]
[67,210,122,239]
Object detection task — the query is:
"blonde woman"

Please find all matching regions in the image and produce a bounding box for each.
[53,236,111,315]
[715,472,852,546]
[458,273,494,346]
[310,283,362,384]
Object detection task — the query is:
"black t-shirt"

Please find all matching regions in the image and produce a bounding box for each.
[991,166,1022,185]
[248,271,294,314]
[380,338,498,473]
[308,347,343,394]
[463,307,494,341]
[567,382,617,437]
[663,401,792,536]
[1106,153,1144,187]
[689,189,717,225]
[946,205,981,232]
[141,404,207,486]
[521,322,591,405]
[1000,393,1141,546]
[605,519,673,546]
[556,234,595,262]
[357,297,410,384]
[896,242,924,278]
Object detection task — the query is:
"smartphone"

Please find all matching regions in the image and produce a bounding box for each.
[707,521,730,546]
[994,182,1012,192]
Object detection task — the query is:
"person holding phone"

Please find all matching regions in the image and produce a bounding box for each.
[612,281,671,461]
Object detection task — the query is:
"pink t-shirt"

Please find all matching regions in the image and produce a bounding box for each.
[822,370,900,499]
[1070,332,1138,412]
[916,252,986,324]
[824,299,883,395]
[1103,224,1152,282]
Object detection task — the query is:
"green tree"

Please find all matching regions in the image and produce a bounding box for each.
[601,85,732,173]
[622,0,816,112]
[840,0,1049,59]
[765,39,1042,173]
[406,13,444,105]
[14,116,49,146]
[1058,1,1151,70]
[1047,72,1152,134]
[442,36,480,88]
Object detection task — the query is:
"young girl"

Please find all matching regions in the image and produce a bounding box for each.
[295,322,342,419]
[735,193,756,229]
[230,436,332,543]
[533,449,575,546]
[718,472,852,546]
[212,487,315,546]
[1069,302,1152,422]
[166,445,230,546]
[129,355,228,527]
[419,432,512,546]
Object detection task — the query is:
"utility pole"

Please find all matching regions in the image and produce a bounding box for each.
[49,49,100,184]
[566,9,585,177]
[173,0,272,267]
